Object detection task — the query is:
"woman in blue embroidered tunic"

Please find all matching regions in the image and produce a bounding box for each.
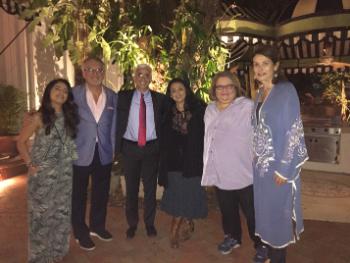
[17,79,79,263]
[251,45,308,263]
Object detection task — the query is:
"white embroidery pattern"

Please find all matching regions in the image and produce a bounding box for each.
[282,116,308,164]
[253,117,275,177]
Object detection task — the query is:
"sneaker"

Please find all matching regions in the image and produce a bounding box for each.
[75,235,95,251]
[218,235,240,255]
[253,245,269,263]
[90,229,113,241]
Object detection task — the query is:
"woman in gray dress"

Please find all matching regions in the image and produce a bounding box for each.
[17,78,79,263]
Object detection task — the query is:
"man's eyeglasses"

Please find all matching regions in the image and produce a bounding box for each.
[216,84,235,91]
[84,67,104,74]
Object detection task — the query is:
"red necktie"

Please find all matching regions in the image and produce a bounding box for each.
[138,93,146,147]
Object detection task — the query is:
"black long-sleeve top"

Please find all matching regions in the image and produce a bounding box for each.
[158,100,206,188]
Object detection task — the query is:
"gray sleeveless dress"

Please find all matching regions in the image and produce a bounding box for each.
[28,114,77,263]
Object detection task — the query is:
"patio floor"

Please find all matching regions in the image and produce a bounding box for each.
[1,174,350,263]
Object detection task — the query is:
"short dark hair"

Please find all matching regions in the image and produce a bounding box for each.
[82,56,105,68]
[210,71,242,101]
[253,44,280,64]
[252,44,285,84]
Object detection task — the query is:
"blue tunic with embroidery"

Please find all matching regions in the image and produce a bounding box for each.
[252,81,308,248]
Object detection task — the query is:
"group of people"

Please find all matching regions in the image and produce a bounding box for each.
[16,44,308,263]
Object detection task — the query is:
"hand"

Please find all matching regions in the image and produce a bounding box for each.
[28,165,39,176]
[274,174,287,186]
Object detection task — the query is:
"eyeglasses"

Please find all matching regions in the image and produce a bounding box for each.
[136,73,151,78]
[84,67,104,74]
[216,84,235,91]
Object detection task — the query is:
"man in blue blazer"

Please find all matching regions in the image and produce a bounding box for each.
[116,64,169,239]
[72,57,117,251]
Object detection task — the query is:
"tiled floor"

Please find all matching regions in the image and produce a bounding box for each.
[1,174,350,263]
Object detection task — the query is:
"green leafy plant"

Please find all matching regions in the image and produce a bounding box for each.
[110,25,165,90]
[0,84,26,135]
[321,72,350,122]
[21,0,121,64]
[164,1,228,101]
[19,0,229,100]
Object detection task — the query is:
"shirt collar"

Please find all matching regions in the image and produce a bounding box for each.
[135,89,150,96]
[134,89,151,101]
[85,84,106,96]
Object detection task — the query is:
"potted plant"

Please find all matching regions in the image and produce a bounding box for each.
[0,84,26,135]
[321,72,350,123]
[0,84,26,170]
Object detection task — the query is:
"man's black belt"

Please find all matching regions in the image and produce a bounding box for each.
[123,138,157,145]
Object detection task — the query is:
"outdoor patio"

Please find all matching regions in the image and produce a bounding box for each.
[1,172,350,263]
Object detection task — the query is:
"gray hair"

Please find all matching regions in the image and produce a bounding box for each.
[82,56,105,68]
[134,64,152,74]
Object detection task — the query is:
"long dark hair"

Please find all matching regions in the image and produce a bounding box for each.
[39,78,79,138]
[166,78,204,111]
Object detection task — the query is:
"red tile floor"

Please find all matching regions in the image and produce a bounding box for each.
[1,175,350,263]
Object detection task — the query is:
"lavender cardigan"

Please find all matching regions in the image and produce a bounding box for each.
[201,97,254,190]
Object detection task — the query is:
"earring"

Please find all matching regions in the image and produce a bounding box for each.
[274,72,278,78]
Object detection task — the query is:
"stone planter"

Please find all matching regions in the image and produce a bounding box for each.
[0,135,18,157]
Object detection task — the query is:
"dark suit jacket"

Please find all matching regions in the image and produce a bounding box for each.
[115,89,169,154]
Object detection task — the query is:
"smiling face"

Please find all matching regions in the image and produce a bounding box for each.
[133,65,152,92]
[50,81,69,106]
[82,59,105,88]
[169,82,186,105]
[215,76,237,105]
[253,54,280,84]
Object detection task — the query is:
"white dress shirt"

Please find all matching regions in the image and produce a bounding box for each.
[86,86,106,123]
[123,89,157,142]
[86,86,106,141]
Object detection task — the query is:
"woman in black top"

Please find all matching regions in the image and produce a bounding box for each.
[159,78,208,249]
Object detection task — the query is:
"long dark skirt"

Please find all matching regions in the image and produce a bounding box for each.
[160,172,208,219]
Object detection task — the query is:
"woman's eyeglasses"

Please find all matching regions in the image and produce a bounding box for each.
[216,84,235,91]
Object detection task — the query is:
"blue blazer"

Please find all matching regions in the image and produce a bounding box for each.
[72,85,117,166]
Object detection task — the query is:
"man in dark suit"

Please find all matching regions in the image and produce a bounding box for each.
[72,57,117,250]
[116,64,168,239]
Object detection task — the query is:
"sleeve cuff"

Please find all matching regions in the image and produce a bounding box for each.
[274,171,288,180]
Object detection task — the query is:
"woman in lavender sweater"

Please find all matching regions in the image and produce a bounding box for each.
[201,71,266,263]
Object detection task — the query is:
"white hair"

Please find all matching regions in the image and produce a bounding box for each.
[134,64,152,73]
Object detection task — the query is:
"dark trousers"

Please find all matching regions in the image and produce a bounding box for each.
[72,145,112,239]
[269,247,287,263]
[216,185,262,247]
[122,139,159,228]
